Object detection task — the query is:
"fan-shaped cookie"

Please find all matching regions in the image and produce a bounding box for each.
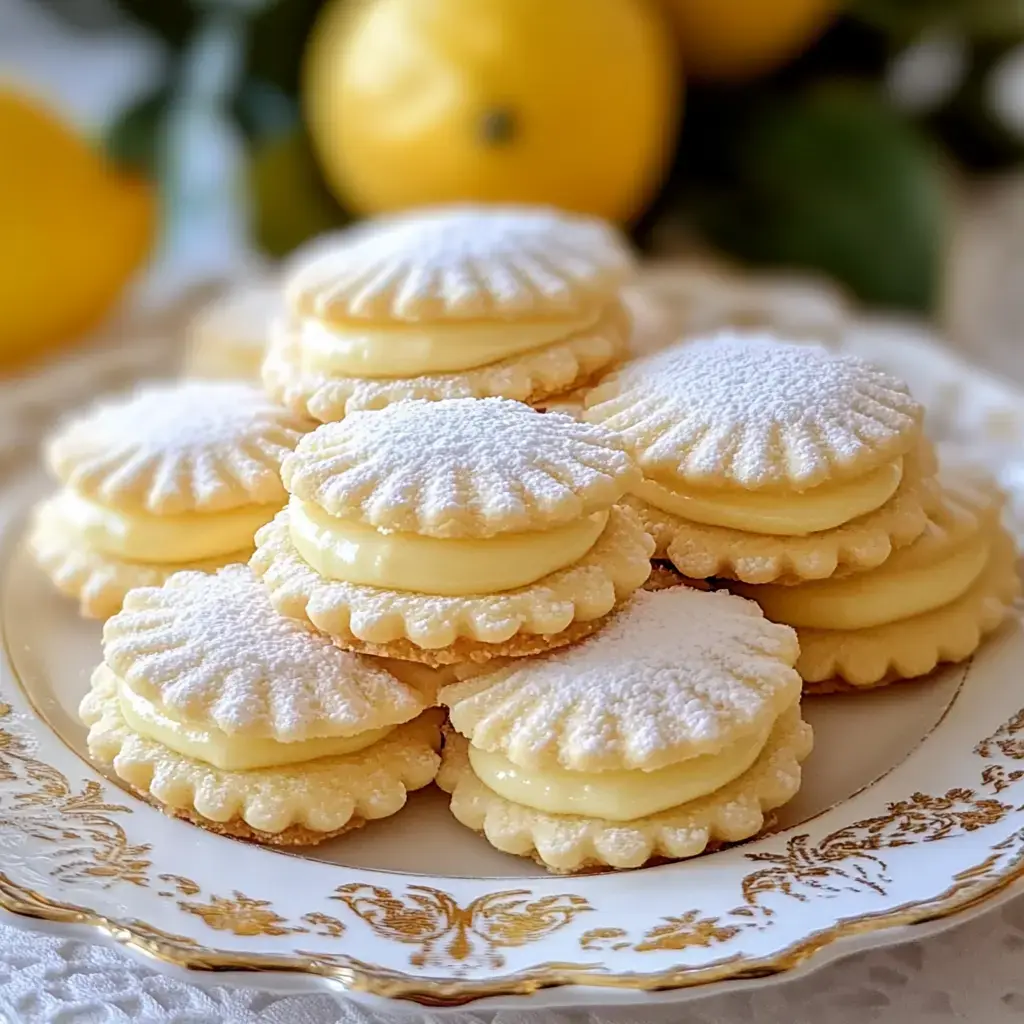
[185,281,283,381]
[438,707,812,872]
[440,587,801,773]
[584,334,923,490]
[250,503,654,663]
[734,470,1020,689]
[287,204,634,325]
[103,565,427,741]
[46,381,311,514]
[284,398,639,538]
[798,529,1019,689]
[263,302,630,423]
[28,498,250,619]
[663,455,934,584]
[81,667,442,845]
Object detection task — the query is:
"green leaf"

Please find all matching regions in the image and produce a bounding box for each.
[232,78,301,144]
[691,85,949,312]
[104,86,175,179]
[247,127,349,256]
[242,0,326,94]
[110,0,197,48]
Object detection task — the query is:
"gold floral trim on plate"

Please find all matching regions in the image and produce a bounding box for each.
[250,504,654,660]
[263,303,630,423]
[1,666,1024,1003]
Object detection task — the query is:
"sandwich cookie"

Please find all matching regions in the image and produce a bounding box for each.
[184,280,283,380]
[79,565,442,844]
[263,204,635,422]
[30,381,311,618]
[733,470,1021,690]
[437,586,811,872]
[251,397,654,664]
[584,334,931,583]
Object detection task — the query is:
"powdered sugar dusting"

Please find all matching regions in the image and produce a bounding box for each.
[585,333,923,490]
[441,587,802,773]
[287,204,635,323]
[102,565,425,741]
[46,381,312,514]
[284,398,640,538]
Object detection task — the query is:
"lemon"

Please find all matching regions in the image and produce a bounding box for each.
[303,0,680,224]
[661,0,837,79]
[0,90,156,370]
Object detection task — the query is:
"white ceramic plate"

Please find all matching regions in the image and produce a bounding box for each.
[3,275,1024,1012]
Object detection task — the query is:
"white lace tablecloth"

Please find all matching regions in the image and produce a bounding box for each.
[2,900,1024,1023]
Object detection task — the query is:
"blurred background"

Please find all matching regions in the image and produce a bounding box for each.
[1,0,1023,381]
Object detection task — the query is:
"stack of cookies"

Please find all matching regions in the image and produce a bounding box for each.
[29,381,311,618]
[184,281,284,381]
[263,204,636,421]
[23,203,1018,873]
[583,333,1020,693]
[81,566,443,843]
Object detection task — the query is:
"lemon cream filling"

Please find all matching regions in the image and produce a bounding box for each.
[56,490,275,564]
[741,534,991,631]
[635,458,904,536]
[299,311,599,378]
[288,497,609,595]
[467,722,774,821]
[113,671,392,771]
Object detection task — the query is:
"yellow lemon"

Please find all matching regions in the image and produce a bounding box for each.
[661,0,838,79]
[303,0,681,224]
[0,90,156,370]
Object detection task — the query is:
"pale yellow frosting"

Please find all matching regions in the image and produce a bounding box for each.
[745,534,991,631]
[636,458,903,536]
[115,671,391,771]
[55,490,276,564]
[467,721,773,821]
[288,497,609,595]
[298,312,599,378]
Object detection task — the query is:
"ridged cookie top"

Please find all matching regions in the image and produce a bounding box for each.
[46,381,312,514]
[439,587,802,772]
[283,398,640,539]
[585,333,923,491]
[102,566,426,741]
[286,204,634,325]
